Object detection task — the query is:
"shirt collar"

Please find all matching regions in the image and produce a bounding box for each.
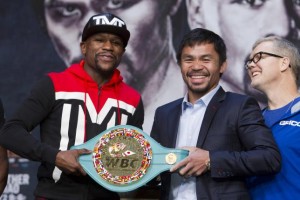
[182,85,220,111]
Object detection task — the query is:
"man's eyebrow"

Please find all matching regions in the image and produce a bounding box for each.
[181,54,213,59]
[181,54,194,59]
[45,0,62,6]
[45,0,83,7]
[200,54,212,58]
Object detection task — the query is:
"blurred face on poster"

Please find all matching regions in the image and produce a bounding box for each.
[186,0,291,103]
[43,0,181,92]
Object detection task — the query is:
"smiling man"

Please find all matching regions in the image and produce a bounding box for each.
[0,13,144,200]
[246,36,300,200]
[150,28,281,200]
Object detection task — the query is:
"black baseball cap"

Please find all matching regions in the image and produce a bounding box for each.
[81,13,130,47]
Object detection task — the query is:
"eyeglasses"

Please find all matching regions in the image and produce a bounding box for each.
[245,51,285,70]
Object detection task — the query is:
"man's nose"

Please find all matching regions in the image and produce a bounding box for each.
[102,40,113,50]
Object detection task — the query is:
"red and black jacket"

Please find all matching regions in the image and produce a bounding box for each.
[0,61,144,199]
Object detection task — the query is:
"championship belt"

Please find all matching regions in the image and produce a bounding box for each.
[70,125,188,192]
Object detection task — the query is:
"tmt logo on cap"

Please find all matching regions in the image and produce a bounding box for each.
[81,13,130,47]
[92,15,126,28]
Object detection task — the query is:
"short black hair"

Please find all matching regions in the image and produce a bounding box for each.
[176,28,227,65]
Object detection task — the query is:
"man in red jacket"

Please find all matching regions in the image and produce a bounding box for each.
[0,13,144,200]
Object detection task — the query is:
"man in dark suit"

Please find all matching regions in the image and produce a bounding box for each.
[150,28,281,200]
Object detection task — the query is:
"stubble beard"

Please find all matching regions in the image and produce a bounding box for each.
[94,54,116,77]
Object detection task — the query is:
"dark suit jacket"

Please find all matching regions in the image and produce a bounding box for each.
[150,87,281,200]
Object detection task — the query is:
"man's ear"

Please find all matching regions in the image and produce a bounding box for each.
[185,0,221,35]
[220,61,228,74]
[80,42,86,56]
[280,57,291,72]
[186,0,203,28]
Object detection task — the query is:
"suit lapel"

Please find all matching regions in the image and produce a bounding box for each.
[196,87,226,147]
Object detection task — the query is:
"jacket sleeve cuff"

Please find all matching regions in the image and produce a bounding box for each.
[42,146,60,165]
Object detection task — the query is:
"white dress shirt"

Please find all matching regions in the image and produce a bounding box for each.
[170,85,220,200]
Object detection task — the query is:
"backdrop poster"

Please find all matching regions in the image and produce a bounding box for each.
[1,1,299,199]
